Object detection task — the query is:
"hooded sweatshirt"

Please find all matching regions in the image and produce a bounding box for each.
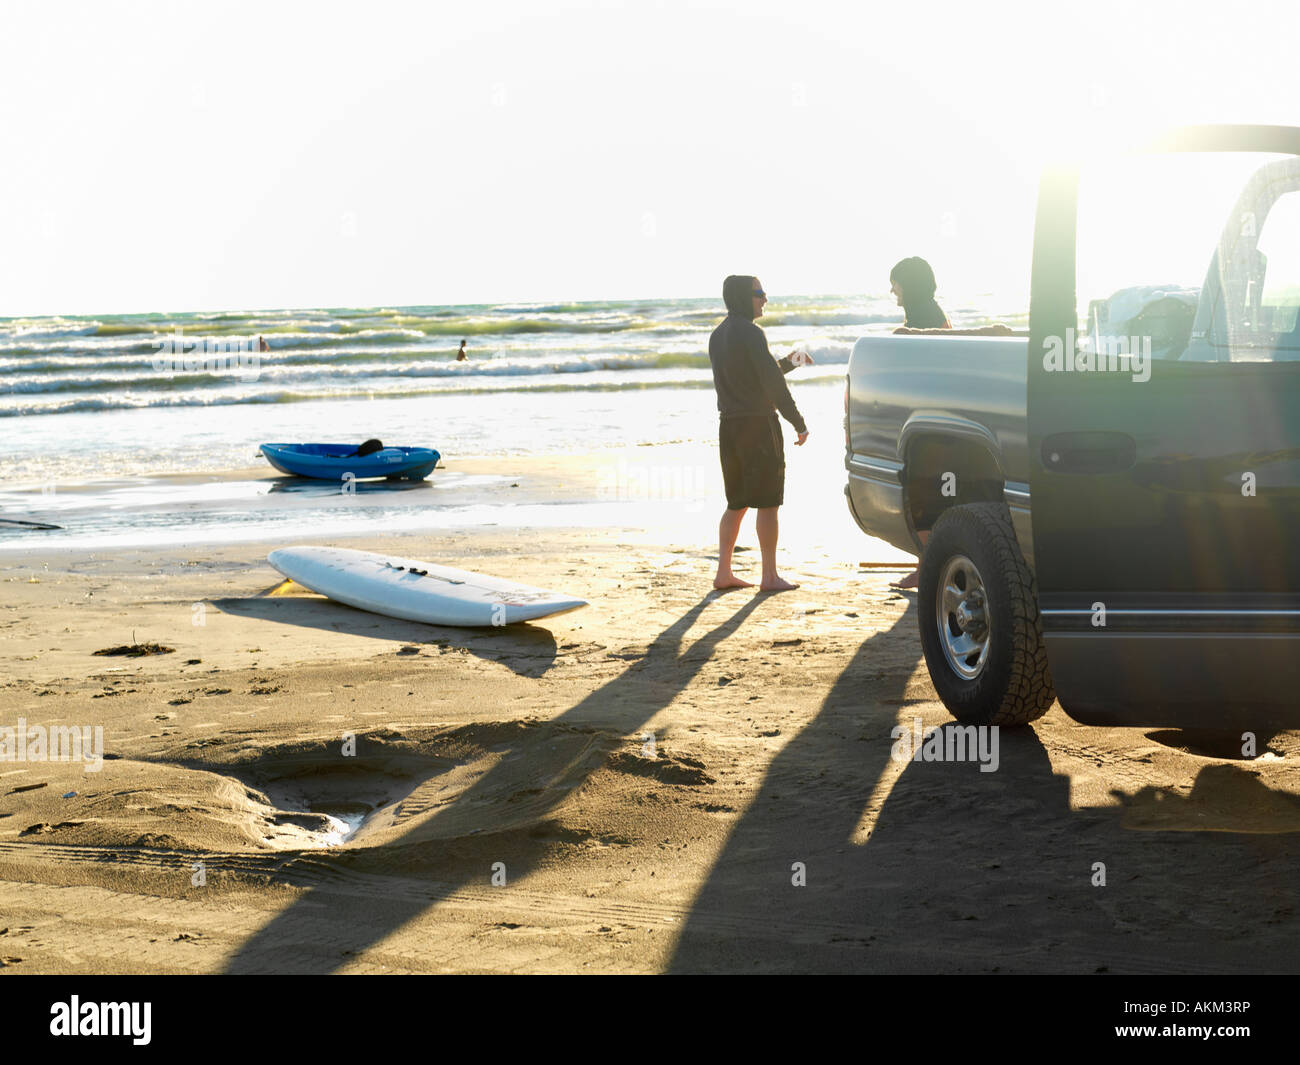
[708,275,807,435]
[890,257,951,329]
[903,298,951,329]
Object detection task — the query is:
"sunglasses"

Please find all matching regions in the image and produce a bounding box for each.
[753,288,766,298]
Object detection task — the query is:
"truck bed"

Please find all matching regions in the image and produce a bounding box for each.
[844,334,1032,560]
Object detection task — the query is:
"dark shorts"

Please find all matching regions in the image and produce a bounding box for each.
[719,413,784,510]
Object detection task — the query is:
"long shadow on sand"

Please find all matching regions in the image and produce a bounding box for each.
[214,595,563,678]
[222,589,766,973]
[669,607,1300,973]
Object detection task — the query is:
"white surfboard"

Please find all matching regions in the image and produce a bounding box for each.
[267,546,587,627]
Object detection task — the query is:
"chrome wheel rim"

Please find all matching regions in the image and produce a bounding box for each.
[936,554,990,681]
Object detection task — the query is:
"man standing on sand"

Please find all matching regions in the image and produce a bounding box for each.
[708,275,810,592]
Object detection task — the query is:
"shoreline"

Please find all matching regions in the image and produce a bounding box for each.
[0,433,913,562]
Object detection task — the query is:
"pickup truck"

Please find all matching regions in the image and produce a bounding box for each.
[844,125,1300,731]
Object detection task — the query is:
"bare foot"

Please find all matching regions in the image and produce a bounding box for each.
[759,576,800,592]
[713,573,754,590]
[890,569,920,590]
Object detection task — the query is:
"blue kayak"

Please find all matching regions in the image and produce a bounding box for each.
[260,443,441,481]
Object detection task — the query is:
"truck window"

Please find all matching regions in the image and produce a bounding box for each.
[1074,152,1295,366]
[1217,179,1300,360]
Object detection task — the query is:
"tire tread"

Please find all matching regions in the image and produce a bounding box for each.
[919,502,1055,727]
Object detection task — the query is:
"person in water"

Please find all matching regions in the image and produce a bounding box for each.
[888,256,948,589]
[708,275,811,592]
[456,339,468,362]
[890,256,951,329]
[257,335,270,353]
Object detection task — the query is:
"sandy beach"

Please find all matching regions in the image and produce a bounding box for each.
[3,447,1299,975]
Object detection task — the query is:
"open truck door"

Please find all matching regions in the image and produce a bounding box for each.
[1028,125,1300,729]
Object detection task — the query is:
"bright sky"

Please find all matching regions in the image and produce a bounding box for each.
[2,0,1297,316]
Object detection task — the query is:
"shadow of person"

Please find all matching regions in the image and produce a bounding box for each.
[765,723,1068,973]
[667,599,948,972]
[212,595,562,678]
[665,630,1119,973]
[223,589,766,973]
[670,614,1300,973]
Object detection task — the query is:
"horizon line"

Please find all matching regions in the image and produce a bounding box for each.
[0,288,1012,322]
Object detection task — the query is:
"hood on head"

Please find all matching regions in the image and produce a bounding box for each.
[889,257,937,303]
[723,274,756,318]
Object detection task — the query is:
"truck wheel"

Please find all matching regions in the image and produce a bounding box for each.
[917,502,1055,726]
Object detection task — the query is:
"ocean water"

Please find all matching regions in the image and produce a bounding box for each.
[0,294,1018,550]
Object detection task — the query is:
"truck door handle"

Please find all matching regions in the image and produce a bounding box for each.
[1040,431,1137,474]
